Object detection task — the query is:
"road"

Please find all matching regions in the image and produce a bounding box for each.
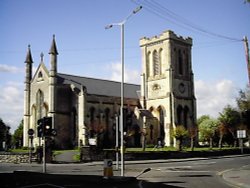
[0,155,249,187]
[130,156,249,188]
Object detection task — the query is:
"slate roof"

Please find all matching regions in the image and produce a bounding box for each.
[57,73,140,99]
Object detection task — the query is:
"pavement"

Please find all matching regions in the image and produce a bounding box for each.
[220,164,250,188]
[54,150,79,163]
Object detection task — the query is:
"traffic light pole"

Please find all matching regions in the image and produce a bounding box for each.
[43,136,46,173]
[37,116,55,174]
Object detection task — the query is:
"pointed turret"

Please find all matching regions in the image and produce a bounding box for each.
[49,34,58,55]
[24,45,33,82]
[49,35,58,76]
[25,44,33,64]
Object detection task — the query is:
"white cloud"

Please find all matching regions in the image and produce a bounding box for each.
[195,79,238,118]
[0,64,23,73]
[107,62,140,84]
[0,82,23,133]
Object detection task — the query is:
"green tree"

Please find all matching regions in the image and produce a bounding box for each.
[197,115,210,125]
[199,117,218,149]
[217,122,227,149]
[188,126,198,151]
[0,118,11,151]
[236,86,250,111]
[218,105,241,147]
[172,125,188,151]
[12,120,23,148]
[236,86,250,145]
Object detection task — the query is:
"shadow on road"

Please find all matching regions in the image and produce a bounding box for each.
[0,171,185,188]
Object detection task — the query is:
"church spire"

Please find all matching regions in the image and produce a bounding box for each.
[49,34,58,55]
[25,44,33,64]
[24,45,33,83]
[49,35,58,75]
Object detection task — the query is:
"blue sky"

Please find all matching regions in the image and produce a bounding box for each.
[0,0,250,132]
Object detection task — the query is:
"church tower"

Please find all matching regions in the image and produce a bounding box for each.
[23,45,33,147]
[140,30,197,146]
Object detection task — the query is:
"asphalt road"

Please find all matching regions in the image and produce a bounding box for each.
[0,155,249,187]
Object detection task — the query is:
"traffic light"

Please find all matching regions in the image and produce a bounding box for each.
[43,117,52,136]
[37,118,44,137]
[36,117,54,137]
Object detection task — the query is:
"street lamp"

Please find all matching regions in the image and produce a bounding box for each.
[105,6,142,177]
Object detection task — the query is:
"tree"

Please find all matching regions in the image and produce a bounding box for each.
[12,120,23,148]
[0,118,11,151]
[236,86,250,145]
[236,86,250,111]
[218,105,241,147]
[188,126,198,151]
[199,117,218,149]
[172,125,188,151]
[197,115,210,125]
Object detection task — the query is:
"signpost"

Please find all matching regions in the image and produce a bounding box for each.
[237,130,246,154]
[28,129,34,163]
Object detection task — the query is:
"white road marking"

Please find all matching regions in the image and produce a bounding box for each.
[152,166,211,173]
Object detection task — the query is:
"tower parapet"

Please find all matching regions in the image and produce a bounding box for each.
[140,30,192,47]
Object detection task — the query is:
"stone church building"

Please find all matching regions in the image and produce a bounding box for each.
[23,30,196,149]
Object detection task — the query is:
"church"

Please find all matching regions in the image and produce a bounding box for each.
[23,30,197,149]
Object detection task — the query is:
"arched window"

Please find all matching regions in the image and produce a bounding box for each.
[89,107,95,138]
[72,108,77,142]
[178,50,183,75]
[158,106,165,139]
[185,53,189,76]
[104,108,110,147]
[38,71,43,78]
[149,106,154,113]
[104,108,110,128]
[89,107,95,123]
[153,50,160,75]
[177,105,183,125]
[147,51,151,77]
[184,106,189,129]
[36,90,44,119]
[159,48,163,74]
[42,103,48,117]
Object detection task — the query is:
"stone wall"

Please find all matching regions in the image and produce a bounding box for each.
[0,152,30,163]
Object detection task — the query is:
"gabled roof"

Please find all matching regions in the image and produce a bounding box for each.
[31,62,49,83]
[57,73,140,99]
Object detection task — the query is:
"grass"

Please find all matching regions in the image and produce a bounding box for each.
[8,148,29,153]
[125,146,177,152]
[124,146,238,152]
[53,149,79,156]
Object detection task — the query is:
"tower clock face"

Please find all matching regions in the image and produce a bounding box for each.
[178,83,185,93]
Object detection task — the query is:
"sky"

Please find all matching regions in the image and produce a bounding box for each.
[0,0,250,133]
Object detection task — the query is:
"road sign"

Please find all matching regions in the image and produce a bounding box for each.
[237,130,246,138]
[28,128,34,136]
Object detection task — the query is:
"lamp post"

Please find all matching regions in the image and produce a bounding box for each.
[105,6,142,176]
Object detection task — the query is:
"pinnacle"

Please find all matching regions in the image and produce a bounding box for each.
[49,34,58,55]
[25,44,33,64]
